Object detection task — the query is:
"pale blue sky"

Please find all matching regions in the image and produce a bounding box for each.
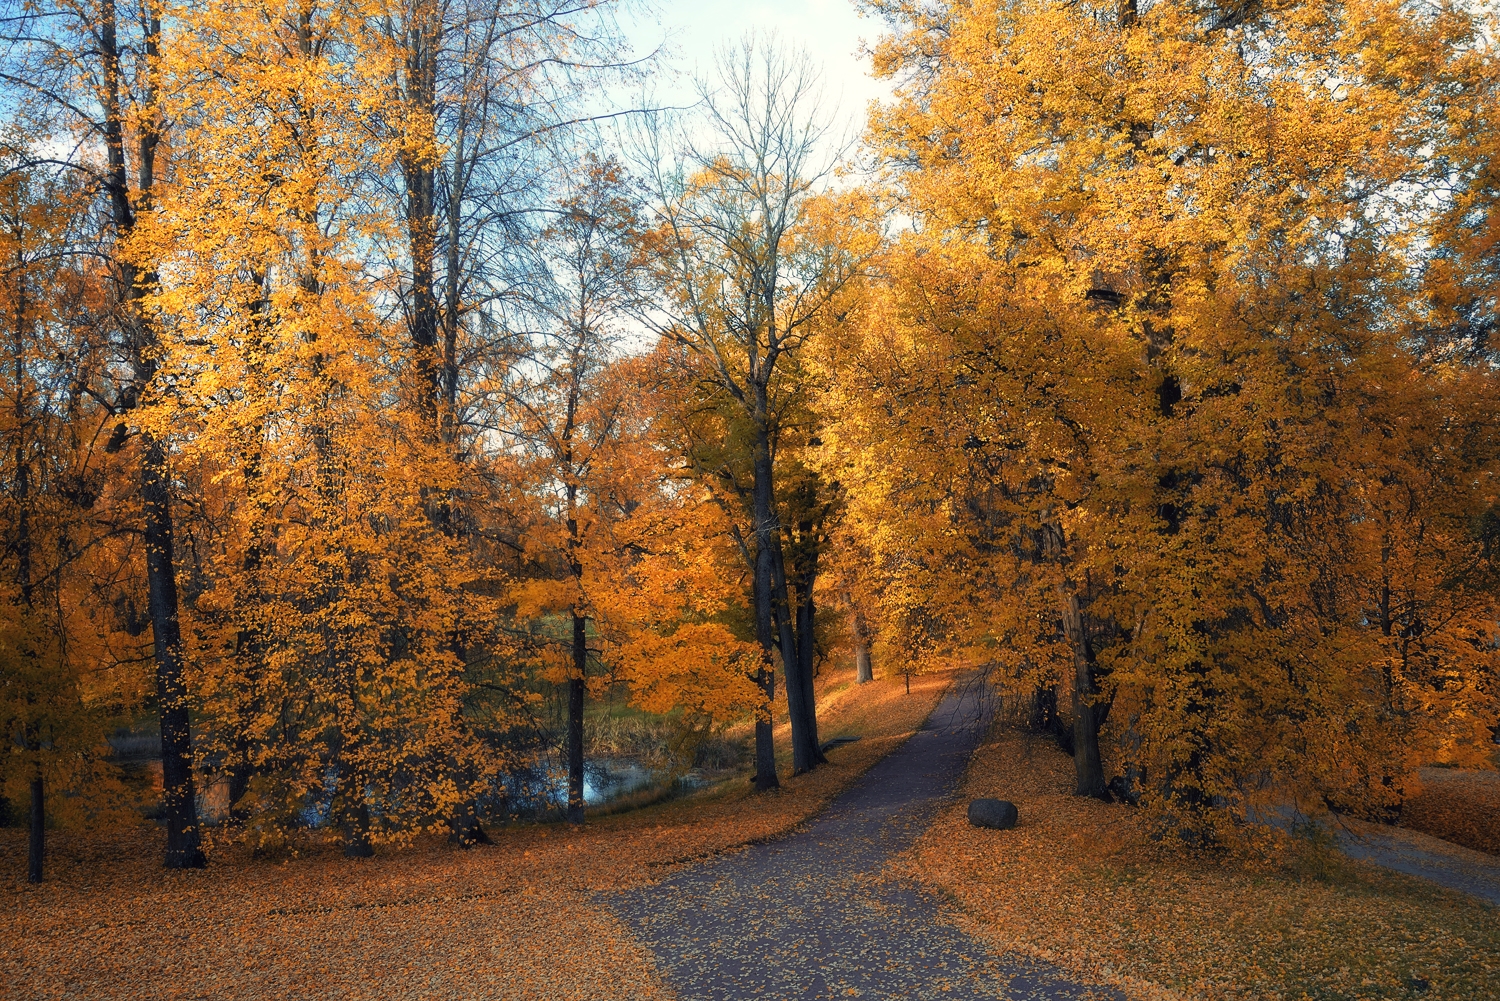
[622,0,892,139]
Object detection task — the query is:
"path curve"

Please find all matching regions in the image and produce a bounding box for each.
[1339,821,1500,906]
[614,683,1121,1000]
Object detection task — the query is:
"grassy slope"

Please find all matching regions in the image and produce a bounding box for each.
[896,729,1500,1001]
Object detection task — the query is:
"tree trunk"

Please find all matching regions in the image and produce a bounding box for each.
[1062,591,1110,800]
[98,0,202,869]
[343,800,374,858]
[28,768,43,884]
[567,612,586,823]
[228,272,272,823]
[448,789,491,847]
[753,665,778,790]
[790,544,822,758]
[852,609,873,684]
[144,435,206,867]
[750,525,780,790]
[752,428,823,774]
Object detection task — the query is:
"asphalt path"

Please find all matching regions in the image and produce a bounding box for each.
[614,683,1121,1001]
[1338,822,1500,906]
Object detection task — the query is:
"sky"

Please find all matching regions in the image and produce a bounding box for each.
[620,0,893,141]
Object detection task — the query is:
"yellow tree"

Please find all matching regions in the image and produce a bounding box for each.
[498,155,646,822]
[0,135,152,882]
[0,0,210,867]
[138,0,501,854]
[837,0,1500,832]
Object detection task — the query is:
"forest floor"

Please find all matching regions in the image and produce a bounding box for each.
[902,730,1500,1001]
[1,669,954,1001]
[7,671,1500,1001]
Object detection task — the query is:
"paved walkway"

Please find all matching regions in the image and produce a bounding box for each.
[1339,821,1500,906]
[614,684,1119,1000]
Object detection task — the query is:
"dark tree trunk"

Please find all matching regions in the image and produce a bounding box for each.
[795,587,817,707]
[28,769,43,884]
[401,19,442,427]
[13,280,32,608]
[567,612,586,824]
[750,521,780,790]
[1062,592,1110,800]
[228,272,271,823]
[448,792,491,847]
[852,609,873,684]
[753,666,778,791]
[144,436,205,867]
[788,534,822,759]
[343,800,374,858]
[99,0,203,869]
[335,727,373,858]
[753,429,822,775]
[16,282,40,884]
[405,57,490,840]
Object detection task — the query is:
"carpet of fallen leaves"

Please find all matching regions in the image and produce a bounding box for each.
[2,669,953,1000]
[1401,768,1500,856]
[895,730,1500,1001]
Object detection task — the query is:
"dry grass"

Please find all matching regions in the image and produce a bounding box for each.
[1402,768,1500,856]
[1,668,953,1001]
[895,729,1500,1001]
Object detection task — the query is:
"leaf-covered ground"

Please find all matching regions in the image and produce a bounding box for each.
[1401,769,1500,856]
[898,731,1500,1001]
[2,670,953,1000]
[616,678,1119,1001]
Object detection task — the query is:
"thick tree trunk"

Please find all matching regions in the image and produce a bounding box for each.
[753,433,823,774]
[753,666,778,790]
[448,789,491,847]
[750,526,780,790]
[28,769,43,884]
[335,729,373,857]
[144,436,206,867]
[343,800,374,858]
[1062,591,1110,800]
[99,0,203,869]
[789,543,822,758]
[852,609,873,684]
[567,612,586,823]
[402,38,490,840]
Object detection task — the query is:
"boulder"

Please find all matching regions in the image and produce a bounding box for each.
[967,798,1019,830]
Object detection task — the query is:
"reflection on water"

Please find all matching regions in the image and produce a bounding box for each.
[553,758,706,805]
[581,760,654,803]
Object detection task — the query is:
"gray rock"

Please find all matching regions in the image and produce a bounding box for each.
[967,798,1018,830]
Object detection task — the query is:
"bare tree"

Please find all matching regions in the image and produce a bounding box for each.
[634,36,863,781]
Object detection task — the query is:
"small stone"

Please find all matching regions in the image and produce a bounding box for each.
[967,798,1018,830]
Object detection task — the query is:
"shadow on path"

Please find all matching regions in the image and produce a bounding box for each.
[614,682,1122,1000]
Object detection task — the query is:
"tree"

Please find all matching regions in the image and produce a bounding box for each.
[0,0,209,866]
[836,0,1500,834]
[635,36,870,781]
[0,148,144,882]
[500,155,644,823]
[130,0,503,856]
